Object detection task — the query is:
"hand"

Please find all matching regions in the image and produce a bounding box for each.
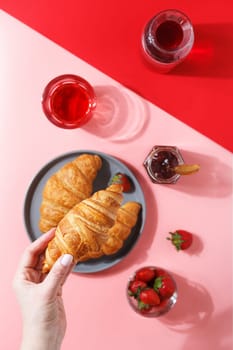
[13,228,74,350]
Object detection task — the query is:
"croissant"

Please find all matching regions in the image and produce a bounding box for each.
[42,184,124,272]
[101,201,141,255]
[39,154,102,232]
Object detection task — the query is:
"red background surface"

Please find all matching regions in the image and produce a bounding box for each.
[1,0,233,152]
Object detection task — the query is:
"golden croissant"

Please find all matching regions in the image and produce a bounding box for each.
[42,184,124,272]
[39,154,102,232]
[101,201,141,255]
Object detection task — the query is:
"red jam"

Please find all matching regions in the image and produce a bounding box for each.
[143,146,184,184]
[150,151,179,179]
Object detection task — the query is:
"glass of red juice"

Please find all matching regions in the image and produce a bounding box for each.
[42,74,96,128]
[142,9,194,73]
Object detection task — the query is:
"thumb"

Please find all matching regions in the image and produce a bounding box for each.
[44,254,74,299]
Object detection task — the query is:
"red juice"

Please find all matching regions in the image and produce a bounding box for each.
[42,74,96,129]
[51,83,90,123]
[142,10,194,72]
[155,20,183,50]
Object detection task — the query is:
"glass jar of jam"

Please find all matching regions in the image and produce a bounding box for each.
[143,146,184,184]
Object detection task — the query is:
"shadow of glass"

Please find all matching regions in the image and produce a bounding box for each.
[171,149,232,198]
[159,273,214,332]
[180,308,233,350]
[83,85,150,142]
[171,23,233,78]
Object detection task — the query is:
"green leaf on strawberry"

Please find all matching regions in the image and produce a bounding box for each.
[110,173,132,192]
[153,275,176,299]
[167,229,193,251]
[128,280,147,298]
[137,300,152,311]
[153,276,163,291]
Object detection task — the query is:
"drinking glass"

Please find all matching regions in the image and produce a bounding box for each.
[42,74,96,129]
[142,9,194,72]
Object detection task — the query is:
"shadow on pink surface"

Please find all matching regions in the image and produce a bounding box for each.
[159,274,232,349]
[83,85,150,142]
[159,273,214,331]
[180,308,232,350]
[172,150,232,198]
[171,23,233,79]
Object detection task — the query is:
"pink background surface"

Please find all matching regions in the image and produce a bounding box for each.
[0,11,232,349]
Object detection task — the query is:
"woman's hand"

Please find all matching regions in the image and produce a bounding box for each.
[13,228,74,350]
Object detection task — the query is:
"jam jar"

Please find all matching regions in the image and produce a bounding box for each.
[143,145,184,184]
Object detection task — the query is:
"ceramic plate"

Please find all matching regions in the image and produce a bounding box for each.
[24,150,146,273]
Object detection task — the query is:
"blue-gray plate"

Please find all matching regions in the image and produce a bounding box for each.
[23,150,146,273]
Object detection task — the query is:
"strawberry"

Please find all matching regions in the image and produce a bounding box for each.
[135,267,156,282]
[153,275,176,299]
[128,280,147,297]
[154,268,168,278]
[110,173,132,192]
[167,229,193,251]
[139,288,160,307]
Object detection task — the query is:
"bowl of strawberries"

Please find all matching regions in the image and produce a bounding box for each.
[127,266,178,317]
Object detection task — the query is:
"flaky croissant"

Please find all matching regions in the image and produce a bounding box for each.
[42,184,124,272]
[39,154,102,232]
[101,201,141,255]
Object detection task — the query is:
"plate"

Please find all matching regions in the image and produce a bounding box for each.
[24,150,146,273]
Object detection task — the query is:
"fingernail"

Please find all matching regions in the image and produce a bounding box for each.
[60,254,73,267]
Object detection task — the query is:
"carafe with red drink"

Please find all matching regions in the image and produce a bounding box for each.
[142,9,194,73]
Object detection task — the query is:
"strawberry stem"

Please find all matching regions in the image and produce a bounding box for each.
[167,231,184,251]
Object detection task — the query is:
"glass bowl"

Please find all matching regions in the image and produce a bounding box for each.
[126,266,178,317]
[42,74,96,129]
